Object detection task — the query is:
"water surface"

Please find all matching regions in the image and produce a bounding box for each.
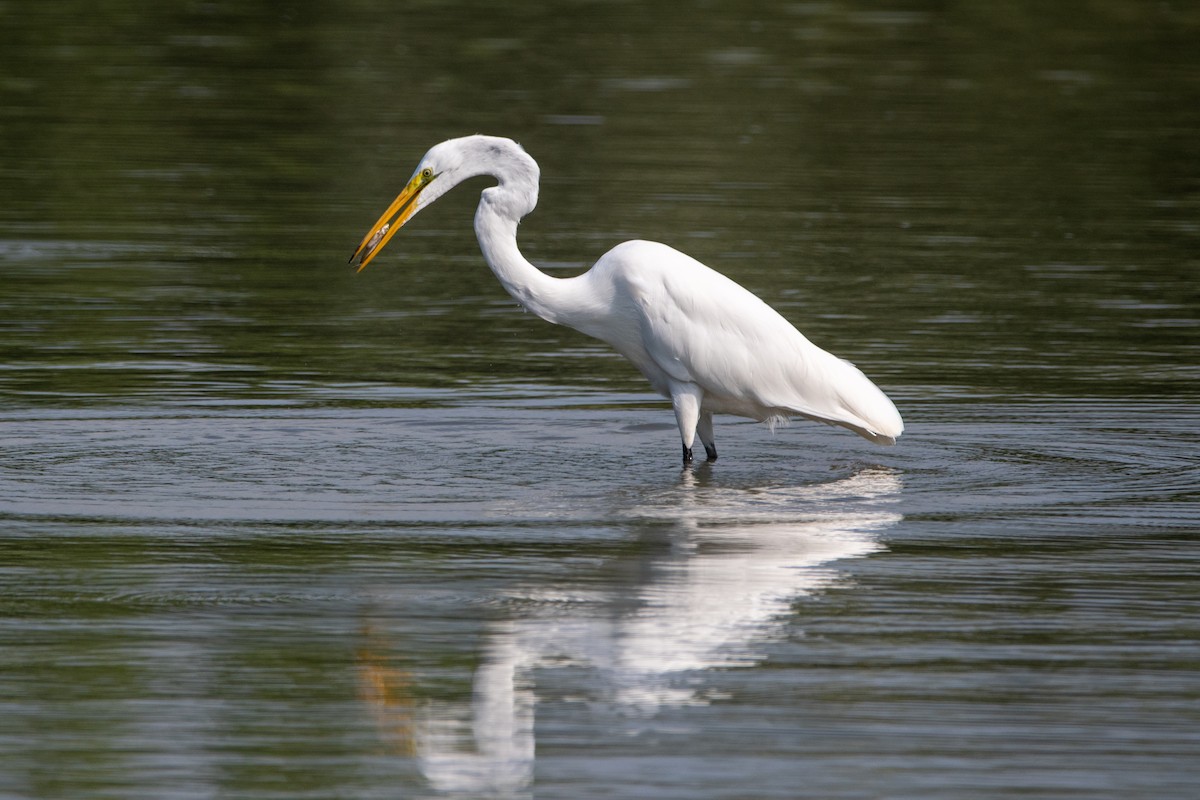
[2,2,1198,798]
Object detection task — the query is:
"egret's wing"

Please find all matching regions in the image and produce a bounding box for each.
[614,242,903,443]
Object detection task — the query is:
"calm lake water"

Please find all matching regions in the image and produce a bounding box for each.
[2,2,1198,798]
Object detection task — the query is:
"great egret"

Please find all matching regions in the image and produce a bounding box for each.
[350,135,903,464]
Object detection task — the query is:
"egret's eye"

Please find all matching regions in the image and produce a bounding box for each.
[421,168,434,181]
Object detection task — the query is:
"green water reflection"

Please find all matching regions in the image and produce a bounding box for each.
[2,3,1199,799]
[1,1,1196,406]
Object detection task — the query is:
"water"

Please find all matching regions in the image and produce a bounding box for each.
[2,2,1199,798]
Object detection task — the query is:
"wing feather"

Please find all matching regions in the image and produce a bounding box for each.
[603,241,903,444]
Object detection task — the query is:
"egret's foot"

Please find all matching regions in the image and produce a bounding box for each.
[682,444,694,465]
[703,443,718,462]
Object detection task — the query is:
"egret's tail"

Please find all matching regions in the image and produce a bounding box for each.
[784,356,904,446]
[828,358,903,445]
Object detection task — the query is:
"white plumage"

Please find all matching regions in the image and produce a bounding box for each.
[350,135,903,463]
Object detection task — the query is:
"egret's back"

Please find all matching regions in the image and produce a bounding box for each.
[591,241,903,444]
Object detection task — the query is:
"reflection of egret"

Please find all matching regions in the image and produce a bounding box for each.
[350,135,903,464]
[608,467,899,707]
[359,468,901,795]
[355,629,417,757]
[416,624,535,799]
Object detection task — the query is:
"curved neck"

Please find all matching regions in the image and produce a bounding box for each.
[474,189,586,327]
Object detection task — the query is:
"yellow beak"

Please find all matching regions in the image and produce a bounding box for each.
[348,173,429,272]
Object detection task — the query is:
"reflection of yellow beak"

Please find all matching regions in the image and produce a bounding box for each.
[348,173,429,272]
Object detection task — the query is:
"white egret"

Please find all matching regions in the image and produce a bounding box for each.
[350,135,903,464]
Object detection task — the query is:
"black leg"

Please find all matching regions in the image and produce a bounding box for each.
[682,443,694,465]
[697,411,717,463]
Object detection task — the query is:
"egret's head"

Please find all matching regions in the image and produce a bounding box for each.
[348,135,537,272]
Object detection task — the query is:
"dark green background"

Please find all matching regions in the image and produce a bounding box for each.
[3,1,1196,405]
[2,3,1198,799]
